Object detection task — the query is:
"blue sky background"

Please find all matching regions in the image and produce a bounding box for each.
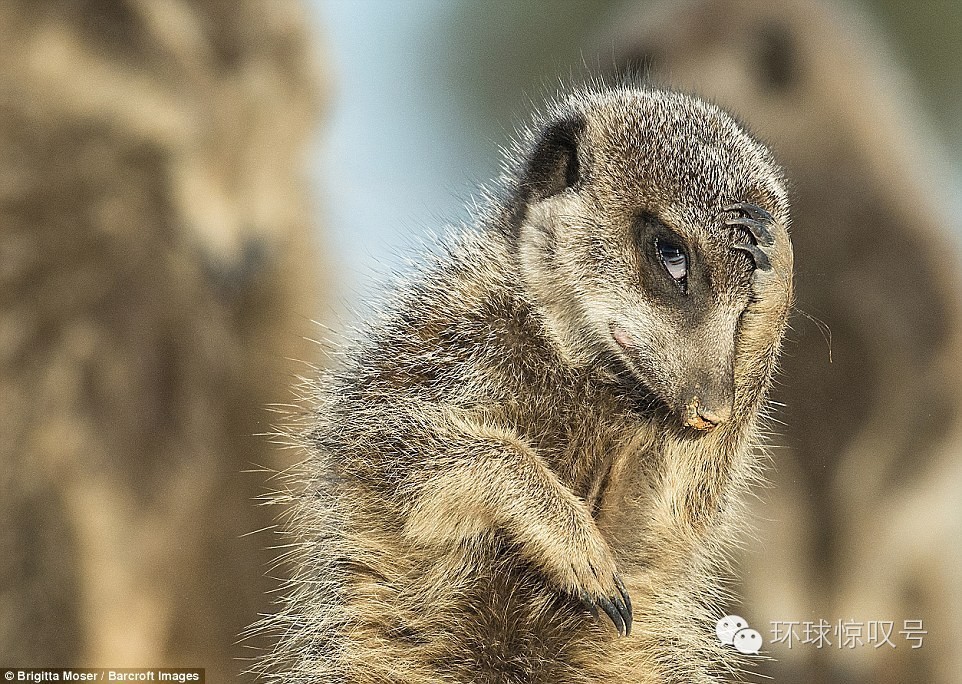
[306,0,498,316]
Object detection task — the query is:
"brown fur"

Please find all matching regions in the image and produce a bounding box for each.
[0,0,325,677]
[260,87,793,683]
[601,0,962,681]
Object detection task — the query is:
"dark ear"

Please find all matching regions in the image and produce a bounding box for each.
[522,114,585,202]
[502,114,585,240]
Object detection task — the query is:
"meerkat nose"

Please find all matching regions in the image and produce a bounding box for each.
[696,404,731,427]
[684,397,732,430]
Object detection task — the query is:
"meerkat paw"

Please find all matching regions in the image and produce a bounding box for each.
[724,202,792,298]
[577,574,633,637]
[549,534,632,636]
[725,202,775,271]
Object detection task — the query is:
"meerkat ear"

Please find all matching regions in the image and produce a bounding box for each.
[522,114,586,202]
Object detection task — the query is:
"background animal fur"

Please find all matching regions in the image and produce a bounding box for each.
[0,0,325,679]
[602,0,962,681]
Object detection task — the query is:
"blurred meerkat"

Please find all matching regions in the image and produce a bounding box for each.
[602,0,962,681]
[0,0,325,677]
[259,86,793,683]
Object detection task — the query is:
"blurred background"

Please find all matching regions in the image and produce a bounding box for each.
[1,0,960,682]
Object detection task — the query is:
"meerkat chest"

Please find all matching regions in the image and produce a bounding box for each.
[509,393,656,502]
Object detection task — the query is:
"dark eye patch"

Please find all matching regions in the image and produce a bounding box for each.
[634,212,691,296]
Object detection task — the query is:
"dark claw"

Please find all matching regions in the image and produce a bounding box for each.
[733,243,772,271]
[610,593,632,637]
[724,202,775,247]
[614,575,633,636]
[597,595,627,636]
[725,202,774,224]
[724,216,774,246]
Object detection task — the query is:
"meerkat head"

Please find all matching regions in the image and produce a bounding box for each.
[510,88,788,432]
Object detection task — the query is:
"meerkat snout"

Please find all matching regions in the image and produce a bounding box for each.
[613,324,735,430]
[681,375,734,430]
[684,394,733,430]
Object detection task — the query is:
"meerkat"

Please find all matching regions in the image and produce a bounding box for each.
[0,0,325,677]
[259,86,793,684]
[600,1,962,682]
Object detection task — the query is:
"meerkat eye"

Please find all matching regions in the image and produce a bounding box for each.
[656,239,688,283]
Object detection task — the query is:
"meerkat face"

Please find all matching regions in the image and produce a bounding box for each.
[515,89,788,432]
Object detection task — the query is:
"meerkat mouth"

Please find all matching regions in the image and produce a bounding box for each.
[611,324,635,350]
[608,322,645,374]
[606,322,664,414]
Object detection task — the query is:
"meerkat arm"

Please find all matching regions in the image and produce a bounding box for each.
[402,411,633,635]
[726,204,794,406]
